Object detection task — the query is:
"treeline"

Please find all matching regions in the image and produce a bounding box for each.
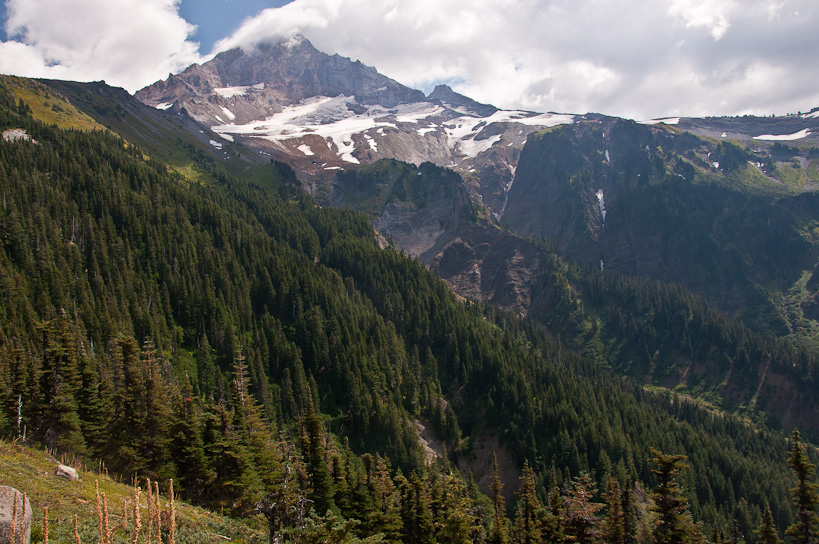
[0,81,809,541]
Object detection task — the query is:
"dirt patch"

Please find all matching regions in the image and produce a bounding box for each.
[458,432,521,502]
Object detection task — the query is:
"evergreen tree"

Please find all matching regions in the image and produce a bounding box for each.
[603,476,625,544]
[38,318,86,455]
[397,471,435,544]
[650,449,700,544]
[512,461,542,544]
[564,472,604,544]
[301,390,337,515]
[756,503,782,544]
[170,374,215,503]
[621,477,637,544]
[786,430,819,544]
[366,455,403,543]
[490,453,510,544]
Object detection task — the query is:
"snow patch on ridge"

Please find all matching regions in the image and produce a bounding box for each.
[394,103,444,123]
[753,129,811,141]
[298,144,314,156]
[214,83,264,98]
[154,102,173,110]
[638,117,681,125]
[212,95,396,163]
[219,106,236,121]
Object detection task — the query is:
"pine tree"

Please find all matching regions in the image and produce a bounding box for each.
[603,476,625,544]
[786,430,819,544]
[650,448,700,544]
[397,471,435,544]
[756,503,782,544]
[38,318,86,455]
[512,461,542,544]
[621,477,637,544]
[490,453,510,544]
[170,374,215,503]
[564,472,603,544]
[300,390,336,515]
[367,455,402,543]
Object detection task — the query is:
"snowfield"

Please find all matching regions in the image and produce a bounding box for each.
[753,129,812,141]
[211,94,574,163]
[213,83,265,98]
[638,117,681,125]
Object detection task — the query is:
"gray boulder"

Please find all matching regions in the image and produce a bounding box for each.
[0,486,31,544]
[56,464,79,481]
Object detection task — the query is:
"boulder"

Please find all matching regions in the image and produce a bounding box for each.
[56,464,79,481]
[0,486,31,544]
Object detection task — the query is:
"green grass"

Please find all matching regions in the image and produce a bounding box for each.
[1,75,106,132]
[0,439,266,544]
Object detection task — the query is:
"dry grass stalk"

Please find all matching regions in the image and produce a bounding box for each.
[43,506,48,544]
[119,497,128,530]
[11,490,18,544]
[153,480,161,538]
[131,486,141,544]
[146,478,153,544]
[101,491,111,544]
[20,493,27,543]
[95,480,104,544]
[73,514,82,544]
[169,479,176,544]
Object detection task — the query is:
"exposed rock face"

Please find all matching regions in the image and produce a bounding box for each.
[0,486,31,544]
[432,222,547,317]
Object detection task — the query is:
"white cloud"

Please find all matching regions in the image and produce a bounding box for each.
[1,0,817,119]
[0,0,202,93]
[212,0,819,119]
[668,0,736,40]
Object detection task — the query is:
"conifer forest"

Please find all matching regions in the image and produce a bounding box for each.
[3,78,819,544]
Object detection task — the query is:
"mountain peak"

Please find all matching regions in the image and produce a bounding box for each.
[427,84,497,117]
[137,36,424,111]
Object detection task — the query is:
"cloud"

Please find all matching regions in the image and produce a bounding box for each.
[214,0,819,119]
[1,0,816,117]
[0,0,202,93]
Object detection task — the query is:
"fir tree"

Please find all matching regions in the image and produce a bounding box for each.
[786,430,819,544]
[650,449,700,544]
[603,476,625,544]
[512,461,542,544]
[563,472,603,544]
[756,503,782,544]
[301,390,336,515]
[490,453,510,544]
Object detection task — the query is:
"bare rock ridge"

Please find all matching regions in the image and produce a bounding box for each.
[138,35,425,119]
[135,35,574,200]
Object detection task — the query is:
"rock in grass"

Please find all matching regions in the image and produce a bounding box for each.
[56,464,79,481]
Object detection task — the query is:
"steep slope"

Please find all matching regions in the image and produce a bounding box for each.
[135,35,574,211]
[503,118,819,341]
[0,76,809,539]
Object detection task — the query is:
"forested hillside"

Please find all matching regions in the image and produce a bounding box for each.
[504,120,819,344]
[0,79,816,543]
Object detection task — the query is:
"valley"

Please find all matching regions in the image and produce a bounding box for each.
[1,33,819,543]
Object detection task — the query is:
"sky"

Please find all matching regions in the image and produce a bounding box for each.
[1,0,818,120]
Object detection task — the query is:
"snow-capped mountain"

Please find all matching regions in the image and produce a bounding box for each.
[136,35,574,216]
